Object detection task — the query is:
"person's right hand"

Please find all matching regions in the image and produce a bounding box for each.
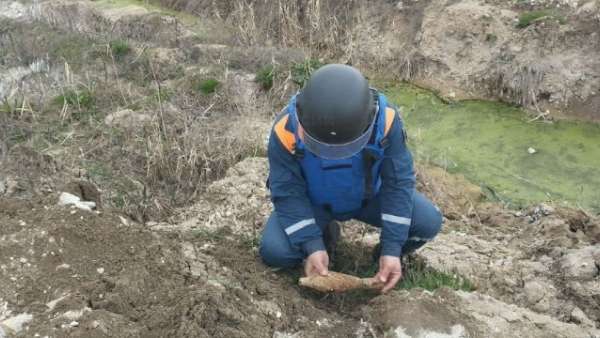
[304,250,329,277]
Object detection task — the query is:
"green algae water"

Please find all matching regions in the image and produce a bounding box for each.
[382,83,600,212]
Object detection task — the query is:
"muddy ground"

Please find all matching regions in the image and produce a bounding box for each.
[1,0,600,337]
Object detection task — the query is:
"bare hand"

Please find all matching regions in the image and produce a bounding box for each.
[375,255,402,293]
[304,250,329,277]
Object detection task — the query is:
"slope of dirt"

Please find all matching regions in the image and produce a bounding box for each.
[154,0,600,121]
[0,196,360,337]
[164,158,600,335]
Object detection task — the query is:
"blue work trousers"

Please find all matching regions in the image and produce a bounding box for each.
[259,191,443,268]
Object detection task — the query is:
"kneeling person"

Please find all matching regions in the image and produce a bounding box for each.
[260,64,443,293]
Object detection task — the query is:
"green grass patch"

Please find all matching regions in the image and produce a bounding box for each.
[85,160,113,180]
[517,10,565,28]
[153,87,173,102]
[256,65,275,90]
[53,88,97,120]
[398,259,474,291]
[109,39,131,60]
[333,241,474,292]
[193,78,220,95]
[291,59,324,87]
[485,33,497,43]
[54,89,95,109]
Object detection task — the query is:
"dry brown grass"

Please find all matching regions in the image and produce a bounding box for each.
[0,19,271,222]
[155,0,358,52]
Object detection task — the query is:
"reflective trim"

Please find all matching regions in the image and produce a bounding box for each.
[381,214,411,226]
[408,236,432,242]
[285,218,316,235]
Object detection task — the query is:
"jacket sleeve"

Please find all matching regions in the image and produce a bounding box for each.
[267,127,326,256]
[378,108,416,257]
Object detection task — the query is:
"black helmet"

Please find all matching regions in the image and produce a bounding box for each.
[296,64,375,159]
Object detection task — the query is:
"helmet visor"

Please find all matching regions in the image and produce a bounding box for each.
[296,113,376,160]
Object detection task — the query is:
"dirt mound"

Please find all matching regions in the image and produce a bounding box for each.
[419,208,600,327]
[0,195,358,337]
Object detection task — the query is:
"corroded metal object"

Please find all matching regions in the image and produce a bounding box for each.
[299,271,383,293]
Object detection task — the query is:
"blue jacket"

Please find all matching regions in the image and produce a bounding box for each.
[267,96,415,257]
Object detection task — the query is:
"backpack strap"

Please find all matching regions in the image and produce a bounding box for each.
[383,107,396,137]
[273,114,296,154]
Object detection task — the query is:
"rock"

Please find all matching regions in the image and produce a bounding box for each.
[570,307,595,327]
[539,203,555,216]
[0,313,33,334]
[63,181,102,209]
[0,2,27,20]
[560,246,599,279]
[104,109,152,128]
[58,192,96,211]
[363,289,600,337]
[523,281,546,305]
[528,147,537,154]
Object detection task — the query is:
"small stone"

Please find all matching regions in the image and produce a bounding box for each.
[539,203,554,215]
[97,267,105,274]
[104,109,151,128]
[570,307,594,326]
[527,147,537,154]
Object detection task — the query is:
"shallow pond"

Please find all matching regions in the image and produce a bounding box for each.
[382,83,600,213]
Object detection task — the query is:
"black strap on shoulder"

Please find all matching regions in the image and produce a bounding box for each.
[362,150,375,200]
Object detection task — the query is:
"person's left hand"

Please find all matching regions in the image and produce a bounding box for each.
[375,255,402,293]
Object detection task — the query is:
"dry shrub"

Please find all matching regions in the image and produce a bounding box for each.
[155,0,359,52]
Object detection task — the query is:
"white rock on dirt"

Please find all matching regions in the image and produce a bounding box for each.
[0,313,33,335]
[58,192,96,211]
[560,246,600,279]
[0,1,27,19]
[393,324,467,338]
[104,109,152,128]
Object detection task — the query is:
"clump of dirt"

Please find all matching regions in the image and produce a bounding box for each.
[0,195,360,337]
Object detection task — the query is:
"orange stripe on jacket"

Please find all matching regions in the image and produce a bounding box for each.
[274,114,296,153]
[384,107,396,136]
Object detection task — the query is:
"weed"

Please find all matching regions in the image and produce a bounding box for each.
[111,193,127,209]
[255,65,275,90]
[291,59,324,87]
[50,34,97,69]
[85,161,112,180]
[398,259,475,291]
[1,98,19,115]
[191,226,232,242]
[54,88,97,120]
[154,87,174,102]
[240,233,261,250]
[194,78,221,95]
[54,89,94,109]
[333,240,474,292]
[517,10,565,28]
[109,39,131,60]
[485,33,498,43]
